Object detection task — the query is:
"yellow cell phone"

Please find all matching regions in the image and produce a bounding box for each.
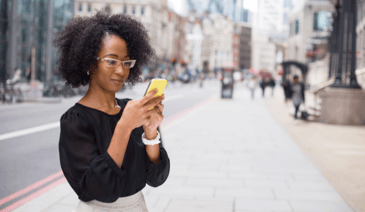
[144,78,167,109]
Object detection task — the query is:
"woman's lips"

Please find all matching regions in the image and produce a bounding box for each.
[111,79,124,84]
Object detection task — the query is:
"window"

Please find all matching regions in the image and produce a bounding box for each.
[289,22,295,36]
[132,6,135,14]
[295,19,300,34]
[78,3,82,12]
[283,13,288,25]
[284,0,291,8]
[124,6,127,14]
[141,6,145,15]
[313,12,330,31]
[88,4,91,12]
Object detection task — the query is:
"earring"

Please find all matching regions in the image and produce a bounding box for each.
[87,70,90,75]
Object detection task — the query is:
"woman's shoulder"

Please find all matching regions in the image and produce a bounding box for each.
[60,103,91,124]
[60,98,133,122]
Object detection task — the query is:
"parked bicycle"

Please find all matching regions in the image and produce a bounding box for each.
[0,69,24,104]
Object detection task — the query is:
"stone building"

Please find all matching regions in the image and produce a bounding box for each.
[287,0,333,64]
[286,0,334,84]
[75,0,168,61]
[252,0,292,73]
[237,23,252,71]
[165,10,187,64]
[185,12,235,75]
[356,0,365,87]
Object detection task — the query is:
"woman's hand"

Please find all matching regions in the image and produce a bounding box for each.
[118,89,165,131]
[142,96,165,132]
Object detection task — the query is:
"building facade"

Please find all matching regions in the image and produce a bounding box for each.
[287,0,333,63]
[185,12,235,74]
[238,23,252,70]
[252,0,293,74]
[0,0,73,84]
[352,0,365,87]
[286,0,333,83]
[187,0,245,22]
[166,10,187,64]
[75,0,168,62]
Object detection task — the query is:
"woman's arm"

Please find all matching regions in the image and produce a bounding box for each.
[143,126,170,187]
[143,128,161,164]
[111,90,163,167]
[59,111,128,202]
[107,121,133,168]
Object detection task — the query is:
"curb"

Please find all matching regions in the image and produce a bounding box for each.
[22,98,62,104]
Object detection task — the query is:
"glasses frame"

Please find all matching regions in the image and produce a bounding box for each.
[96,57,136,69]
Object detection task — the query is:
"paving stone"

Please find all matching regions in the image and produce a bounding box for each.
[274,189,344,201]
[190,164,220,171]
[268,174,295,181]
[57,192,79,206]
[215,188,274,199]
[290,200,354,212]
[164,199,233,212]
[287,181,336,191]
[235,199,292,211]
[42,204,76,212]
[293,173,328,182]
[186,178,244,187]
[245,179,288,189]
[229,172,268,180]
[148,186,214,196]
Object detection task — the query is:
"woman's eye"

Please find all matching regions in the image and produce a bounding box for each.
[106,59,117,66]
[124,61,132,68]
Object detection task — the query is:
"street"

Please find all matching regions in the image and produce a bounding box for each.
[0,79,357,212]
[0,80,217,210]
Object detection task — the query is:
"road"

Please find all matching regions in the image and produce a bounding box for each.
[0,79,221,210]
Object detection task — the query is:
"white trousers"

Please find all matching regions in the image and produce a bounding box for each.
[72,191,148,212]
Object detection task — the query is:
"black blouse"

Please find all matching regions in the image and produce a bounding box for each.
[58,98,170,203]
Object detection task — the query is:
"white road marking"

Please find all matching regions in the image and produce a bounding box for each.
[0,122,60,141]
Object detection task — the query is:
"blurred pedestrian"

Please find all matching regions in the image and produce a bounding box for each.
[282,78,292,103]
[55,11,170,212]
[260,78,268,97]
[292,75,305,120]
[268,77,276,96]
[199,73,204,88]
[247,75,258,99]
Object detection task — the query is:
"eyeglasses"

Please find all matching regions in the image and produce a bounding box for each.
[96,57,136,69]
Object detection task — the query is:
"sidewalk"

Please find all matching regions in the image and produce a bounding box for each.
[11,82,353,212]
[265,86,365,212]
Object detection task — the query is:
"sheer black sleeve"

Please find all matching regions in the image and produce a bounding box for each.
[145,127,170,187]
[58,109,127,202]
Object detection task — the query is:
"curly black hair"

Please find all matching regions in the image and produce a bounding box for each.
[54,11,155,88]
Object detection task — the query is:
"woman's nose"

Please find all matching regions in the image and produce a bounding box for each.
[115,64,125,73]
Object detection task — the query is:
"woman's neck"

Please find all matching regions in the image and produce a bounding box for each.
[81,85,117,109]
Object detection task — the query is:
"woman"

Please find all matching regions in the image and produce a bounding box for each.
[56,11,170,212]
[247,75,258,99]
[291,75,305,120]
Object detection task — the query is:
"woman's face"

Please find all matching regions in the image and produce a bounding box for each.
[90,34,130,93]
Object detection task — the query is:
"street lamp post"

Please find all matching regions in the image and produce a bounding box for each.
[46,0,54,83]
[330,0,361,88]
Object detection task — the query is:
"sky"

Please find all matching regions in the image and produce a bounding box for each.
[167,0,258,16]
